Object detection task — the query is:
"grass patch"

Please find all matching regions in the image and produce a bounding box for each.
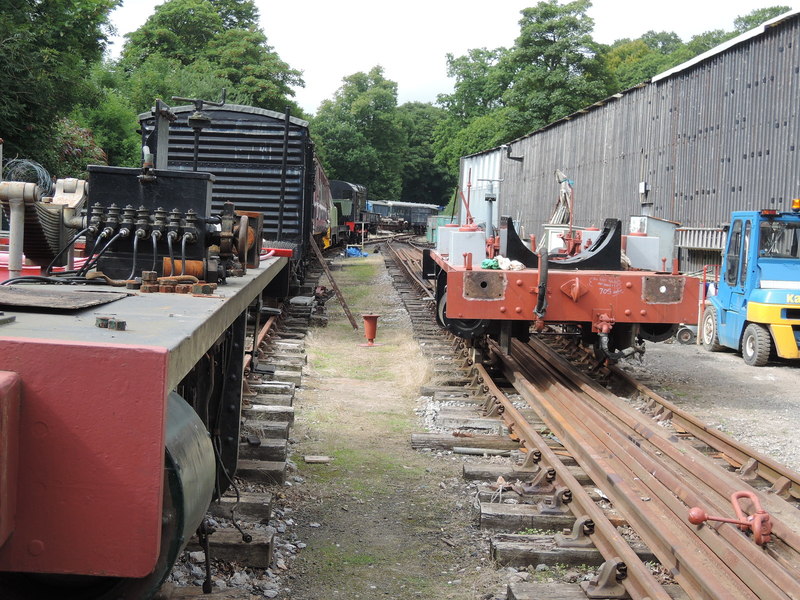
[337,260,379,283]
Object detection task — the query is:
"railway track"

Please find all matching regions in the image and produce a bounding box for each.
[386,239,800,600]
[157,267,325,598]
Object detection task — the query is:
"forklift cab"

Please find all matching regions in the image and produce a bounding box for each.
[705,206,800,365]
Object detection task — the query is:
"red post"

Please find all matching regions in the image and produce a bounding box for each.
[361,314,381,347]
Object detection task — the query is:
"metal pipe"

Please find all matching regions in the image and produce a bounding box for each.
[0,182,40,279]
[276,107,290,242]
[8,196,25,279]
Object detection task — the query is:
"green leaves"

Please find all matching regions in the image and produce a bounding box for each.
[312,67,407,200]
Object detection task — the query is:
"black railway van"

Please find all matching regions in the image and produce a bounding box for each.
[139,104,324,272]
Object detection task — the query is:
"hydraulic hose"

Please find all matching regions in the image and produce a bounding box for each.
[167,232,177,277]
[80,230,126,276]
[127,233,140,281]
[180,234,189,276]
[78,231,109,276]
[45,227,90,275]
[151,232,159,272]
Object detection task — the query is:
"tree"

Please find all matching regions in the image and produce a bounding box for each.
[0,0,119,173]
[206,28,304,113]
[312,67,407,199]
[734,6,791,32]
[208,0,259,29]
[397,103,455,205]
[500,0,613,137]
[120,0,223,67]
[437,48,510,126]
[433,108,514,174]
[117,0,303,115]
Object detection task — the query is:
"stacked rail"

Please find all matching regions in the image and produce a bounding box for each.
[486,336,800,600]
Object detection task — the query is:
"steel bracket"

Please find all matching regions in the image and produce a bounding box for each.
[537,486,572,515]
[520,448,542,470]
[580,558,628,599]
[554,515,595,548]
[519,466,556,494]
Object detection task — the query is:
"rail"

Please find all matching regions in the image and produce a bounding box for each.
[486,337,800,600]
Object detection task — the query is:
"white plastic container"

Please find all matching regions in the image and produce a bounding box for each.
[449,229,487,266]
[436,224,461,256]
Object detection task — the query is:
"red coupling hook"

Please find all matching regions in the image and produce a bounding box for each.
[688,490,772,545]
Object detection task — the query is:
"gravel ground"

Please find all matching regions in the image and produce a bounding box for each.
[618,339,800,472]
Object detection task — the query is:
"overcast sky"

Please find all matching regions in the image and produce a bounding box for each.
[108,0,798,114]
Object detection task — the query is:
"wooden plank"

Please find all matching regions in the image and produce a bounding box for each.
[303,455,331,464]
[208,492,273,521]
[241,404,295,424]
[480,502,575,532]
[186,527,274,569]
[477,485,604,504]
[242,421,289,440]
[239,438,287,462]
[463,463,584,482]
[507,582,587,600]
[411,432,520,451]
[508,582,688,600]
[249,393,293,407]
[269,370,301,385]
[236,459,286,484]
[480,503,626,532]
[250,382,295,395]
[436,414,509,432]
[419,385,477,396]
[491,533,656,568]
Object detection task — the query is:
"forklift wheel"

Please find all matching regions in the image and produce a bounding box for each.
[741,323,771,367]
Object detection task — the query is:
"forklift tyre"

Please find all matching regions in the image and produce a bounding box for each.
[741,323,771,367]
[701,306,723,352]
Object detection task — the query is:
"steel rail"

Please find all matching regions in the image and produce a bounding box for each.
[608,360,800,501]
[491,338,786,600]
[386,241,434,299]
[474,362,672,600]
[526,337,800,555]
[515,338,800,599]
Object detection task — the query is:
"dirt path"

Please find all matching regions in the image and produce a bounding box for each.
[280,253,503,600]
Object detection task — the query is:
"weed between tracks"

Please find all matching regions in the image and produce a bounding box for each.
[283,253,505,599]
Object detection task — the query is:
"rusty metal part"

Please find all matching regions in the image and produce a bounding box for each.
[473,361,671,600]
[385,241,435,300]
[581,558,628,599]
[309,234,358,330]
[642,275,685,303]
[608,361,800,502]
[497,337,800,599]
[689,491,773,546]
[528,336,800,556]
[463,270,505,299]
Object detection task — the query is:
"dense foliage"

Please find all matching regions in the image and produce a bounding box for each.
[0,0,790,202]
[0,0,119,173]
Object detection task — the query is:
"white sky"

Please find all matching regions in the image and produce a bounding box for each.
[108,0,799,114]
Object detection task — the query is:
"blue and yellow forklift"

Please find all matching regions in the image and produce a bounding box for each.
[702,200,800,366]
